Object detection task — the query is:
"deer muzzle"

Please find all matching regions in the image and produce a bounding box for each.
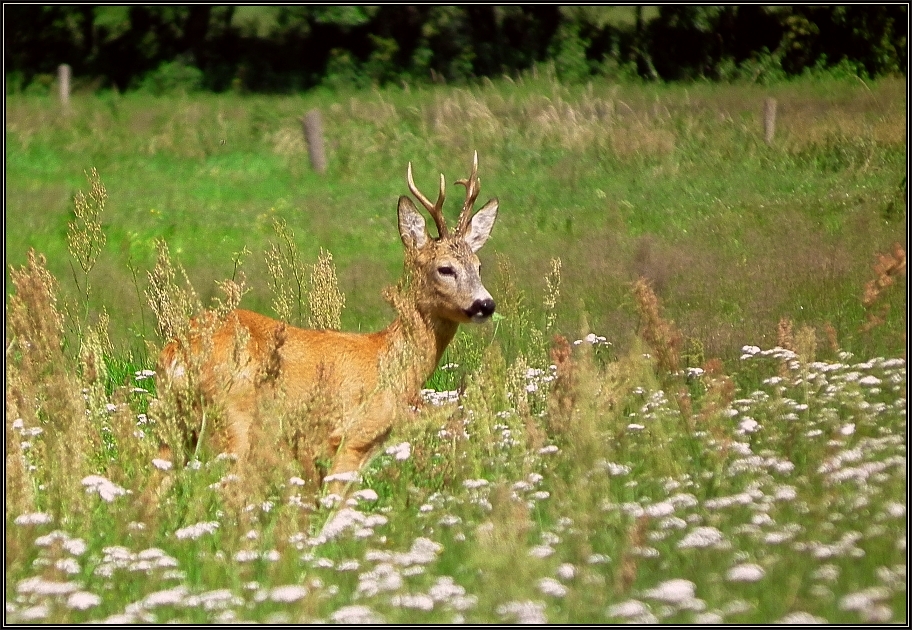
[466,298,496,322]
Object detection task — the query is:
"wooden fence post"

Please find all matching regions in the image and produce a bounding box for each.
[763,97,777,146]
[302,109,327,174]
[58,64,71,113]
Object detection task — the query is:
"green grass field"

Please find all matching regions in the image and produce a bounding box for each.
[5,73,907,623]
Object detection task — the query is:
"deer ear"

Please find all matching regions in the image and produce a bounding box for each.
[462,198,498,252]
[398,196,428,249]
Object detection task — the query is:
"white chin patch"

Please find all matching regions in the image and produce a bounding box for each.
[471,313,492,324]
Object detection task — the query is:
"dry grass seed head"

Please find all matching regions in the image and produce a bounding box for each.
[266,217,308,326]
[545,332,634,468]
[543,257,562,332]
[5,364,36,519]
[257,322,287,387]
[8,250,65,368]
[213,273,248,320]
[7,251,98,515]
[861,242,906,332]
[795,325,818,365]
[823,322,840,354]
[617,514,651,593]
[474,484,534,588]
[308,248,345,331]
[271,126,306,157]
[273,370,342,489]
[78,312,115,441]
[546,335,576,438]
[145,239,202,343]
[697,357,736,451]
[67,167,107,276]
[777,317,796,377]
[506,353,532,418]
[632,277,682,376]
[106,388,161,520]
[777,317,795,351]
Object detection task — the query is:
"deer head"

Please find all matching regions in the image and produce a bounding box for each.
[397,151,499,324]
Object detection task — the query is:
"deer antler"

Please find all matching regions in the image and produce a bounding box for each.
[454,151,481,237]
[407,162,448,238]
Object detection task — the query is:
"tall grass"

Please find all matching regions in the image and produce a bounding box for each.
[5,74,906,360]
[5,74,906,623]
[6,241,905,622]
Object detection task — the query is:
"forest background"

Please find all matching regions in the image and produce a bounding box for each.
[6,5,907,94]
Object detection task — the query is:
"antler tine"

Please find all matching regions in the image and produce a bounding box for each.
[407,162,448,238]
[454,150,480,237]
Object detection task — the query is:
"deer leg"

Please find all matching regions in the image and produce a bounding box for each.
[323,395,396,497]
[224,402,254,462]
[324,439,377,497]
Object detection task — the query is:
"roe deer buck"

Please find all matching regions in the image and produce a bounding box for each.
[157,152,499,495]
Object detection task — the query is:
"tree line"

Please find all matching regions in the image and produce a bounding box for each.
[6,6,907,94]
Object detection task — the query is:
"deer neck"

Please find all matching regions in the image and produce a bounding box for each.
[381,308,458,395]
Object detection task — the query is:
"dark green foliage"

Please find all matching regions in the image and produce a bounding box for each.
[4,6,906,94]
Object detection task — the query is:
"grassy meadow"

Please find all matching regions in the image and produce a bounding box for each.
[5,72,907,623]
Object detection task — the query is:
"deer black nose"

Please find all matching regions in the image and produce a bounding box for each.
[467,298,496,320]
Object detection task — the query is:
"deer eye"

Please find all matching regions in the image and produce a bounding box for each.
[437,266,456,277]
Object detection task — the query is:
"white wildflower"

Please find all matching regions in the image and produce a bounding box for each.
[438,514,461,527]
[17,577,80,596]
[643,578,697,604]
[365,514,388,528]
[607,599,650,618]
[82,475,128,502]
[645,501,675,518]
[323,471,360,484]
[600,461,631,476]
[429,576,465,601]
[330,605,385,624]
[319,493,343,509]
[738,418,760,434]
[16,604,50,621]
[174,521,219,540]
[885,502,905,518]
[15,512,53,526]
[529,545,554,558]
[66,591,101,610]
[537,577,568,597]
[678,526,726,549]
[269,585,308,603]
[385,442,411,461]
[398,537,442,565]
[142,585,189,608]
[317,508,366,542]
[55,558,81,575]
[776,611,828,624]
[151,458,172,471]
[352,489,379,503]
[556,563,576,581]
[391,593,435,610]
[497,600,548,624]
[356,563,403,597]
[726,563,765,582]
